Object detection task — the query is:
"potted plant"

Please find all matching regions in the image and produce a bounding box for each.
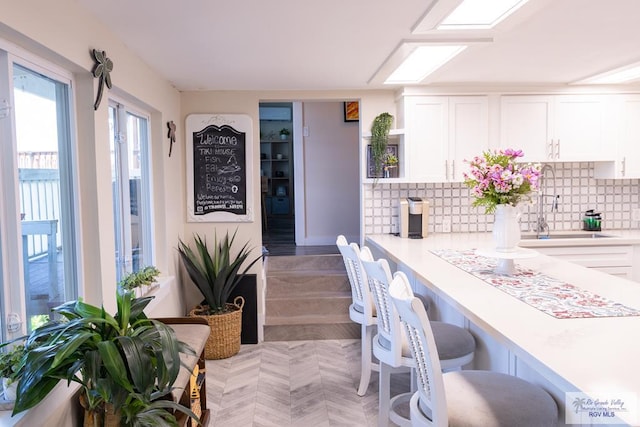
[12,290,199,426]
[279,128,290,140]
[177,229,261,360]
[370,112,394,180]
[118,265,161,297]
[0,343,26,401]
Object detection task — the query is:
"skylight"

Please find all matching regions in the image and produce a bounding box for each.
[576,62,640,85]
[384,45,467,84]
[438,0,530,29]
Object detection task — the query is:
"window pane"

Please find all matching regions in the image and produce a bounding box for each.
[109,106,125,281]
[14,64,76,331]
[126,113,150,274]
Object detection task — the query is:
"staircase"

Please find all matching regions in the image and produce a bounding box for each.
[263,253,360,341]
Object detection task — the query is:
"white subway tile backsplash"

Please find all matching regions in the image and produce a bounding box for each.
[364,162,640,235]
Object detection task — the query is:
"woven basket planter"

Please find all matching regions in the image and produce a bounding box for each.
[189,296,244,360]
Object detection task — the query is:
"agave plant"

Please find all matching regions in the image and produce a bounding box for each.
[178,229,261,314]
[13,290,198,426]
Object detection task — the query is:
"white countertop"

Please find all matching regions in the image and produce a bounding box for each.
[366,232,640,426]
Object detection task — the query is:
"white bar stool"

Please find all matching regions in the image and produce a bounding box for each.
[336,235,379,396]
[389,272,558,427]
[360,248,475,427]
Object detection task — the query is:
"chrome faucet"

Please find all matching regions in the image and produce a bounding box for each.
[536,164,559,238]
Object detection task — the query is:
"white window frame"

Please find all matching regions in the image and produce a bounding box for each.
[109,98,154,281]
[0,42,80,339]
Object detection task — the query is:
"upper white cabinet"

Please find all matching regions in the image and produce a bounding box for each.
[500,95,616,162]
[402,96,488,182]
[594,94,640,179]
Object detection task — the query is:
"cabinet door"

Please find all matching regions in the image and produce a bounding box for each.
[554,95,612,161]
[405,97,448,181]
[619,95,640,178]
[449,97,489,181]
[500,96,553,162]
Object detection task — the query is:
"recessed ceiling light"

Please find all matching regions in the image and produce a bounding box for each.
[384,45,467,84]
[576,62,640,85]
[438,0,530,30]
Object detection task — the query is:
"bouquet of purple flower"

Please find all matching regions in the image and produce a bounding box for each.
[463,148,541,214]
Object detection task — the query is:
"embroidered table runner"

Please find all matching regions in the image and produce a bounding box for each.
[431,249,640,319]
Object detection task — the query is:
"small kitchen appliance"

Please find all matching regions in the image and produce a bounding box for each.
[399,197,430,239]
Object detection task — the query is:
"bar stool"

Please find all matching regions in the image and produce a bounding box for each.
[336,235,378,396]
[360,248,475,427]
[389,272,558,427]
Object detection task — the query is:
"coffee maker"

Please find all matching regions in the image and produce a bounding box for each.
[399,197,430,239]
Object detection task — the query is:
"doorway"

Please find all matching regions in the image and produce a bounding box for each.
[259,102,295,247]
[260,100,360,252]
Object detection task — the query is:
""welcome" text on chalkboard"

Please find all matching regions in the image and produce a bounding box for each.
[192,124,246,216]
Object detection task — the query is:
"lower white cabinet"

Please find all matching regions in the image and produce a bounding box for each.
[533,245,634,280]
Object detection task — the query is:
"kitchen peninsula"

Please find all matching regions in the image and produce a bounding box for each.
[366,233,640,427]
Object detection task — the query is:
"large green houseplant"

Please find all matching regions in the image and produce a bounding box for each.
[12,290,198,427]
[177,229,261,359]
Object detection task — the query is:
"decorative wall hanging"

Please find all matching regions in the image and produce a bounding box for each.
[167,121,176,157]
[91,49,113,110]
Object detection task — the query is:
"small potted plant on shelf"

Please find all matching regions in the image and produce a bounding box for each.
[279,128,290,140]
[118,265,161,298]
[177,229,261,360]
[12,290,199,426]
[0,343,26,401]
[383,152,398,178]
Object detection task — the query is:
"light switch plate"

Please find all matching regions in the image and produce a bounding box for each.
[442,218,451,233]
[632,208,640,222]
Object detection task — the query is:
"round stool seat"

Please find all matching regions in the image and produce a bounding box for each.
[430,321,475,361]
[432,370,558,427]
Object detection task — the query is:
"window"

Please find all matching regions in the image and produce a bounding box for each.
[109,102,153,282]
[0,50,79,337]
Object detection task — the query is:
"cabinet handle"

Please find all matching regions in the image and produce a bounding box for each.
[622,157,626,177]
[452,160,456,180]
[555,139,560,159]
[548,140,554,159]
[445,160,449,180]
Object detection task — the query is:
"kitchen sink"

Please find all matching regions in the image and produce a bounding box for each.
[521,233,614,240]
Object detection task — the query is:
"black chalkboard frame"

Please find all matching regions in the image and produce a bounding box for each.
[185,114,254,223]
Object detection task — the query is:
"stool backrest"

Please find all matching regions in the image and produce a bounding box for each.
[360,247,404,367]
[336,235,375,320]
[389,272,447,427]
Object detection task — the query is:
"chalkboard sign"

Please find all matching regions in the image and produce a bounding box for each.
[192,124,246,215]
[186,114,254,222]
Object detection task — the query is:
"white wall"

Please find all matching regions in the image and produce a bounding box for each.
[300,101,359,244]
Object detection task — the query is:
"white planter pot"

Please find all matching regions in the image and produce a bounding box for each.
[3,377,17,401]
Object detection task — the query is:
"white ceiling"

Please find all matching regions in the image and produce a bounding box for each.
[76,0,640,91]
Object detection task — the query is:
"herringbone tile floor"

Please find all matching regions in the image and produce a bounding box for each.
[205,339,410,426]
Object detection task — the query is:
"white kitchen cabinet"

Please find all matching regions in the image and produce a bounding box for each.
[594,94,640,179]
[403,96,488,182]
[500,95,615,162]
[533,245,634,280]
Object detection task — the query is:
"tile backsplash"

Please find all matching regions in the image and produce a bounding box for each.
[364,162,640,235]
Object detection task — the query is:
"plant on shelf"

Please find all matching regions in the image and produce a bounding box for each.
[383,153,398,178]
[118,265,161,297]
[0,343,26,401]
[177,229,261,359]
[12,290,199,426]
[370,112,394,179]
[279,128,290,140]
